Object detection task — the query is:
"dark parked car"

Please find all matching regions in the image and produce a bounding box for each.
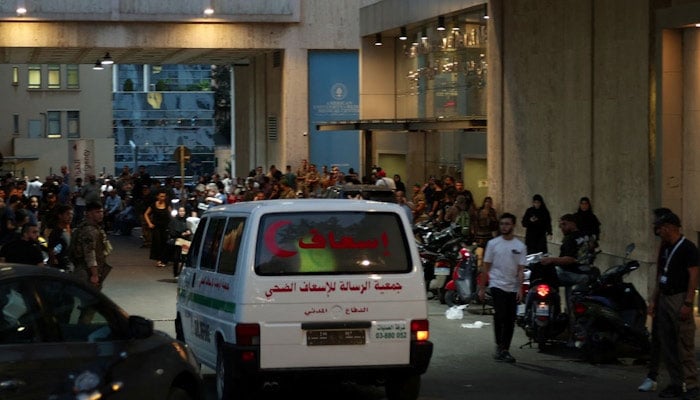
[320,184,396,203]
[0,264,203,400]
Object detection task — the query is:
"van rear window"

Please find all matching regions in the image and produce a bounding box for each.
[255,212,411,275]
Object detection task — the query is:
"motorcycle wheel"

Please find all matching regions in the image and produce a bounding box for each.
[580,321,617,364]
[438,288,447,304]
[444,290,462,307]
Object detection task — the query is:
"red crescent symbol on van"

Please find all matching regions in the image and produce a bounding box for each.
[264,220,298,257]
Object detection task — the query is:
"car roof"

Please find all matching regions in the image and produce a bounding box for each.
[202,198,403,216]
[0,263,76,280]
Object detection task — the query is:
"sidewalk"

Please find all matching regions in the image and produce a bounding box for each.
[100,228,179,336]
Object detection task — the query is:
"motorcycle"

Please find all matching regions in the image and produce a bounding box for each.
[443,244,494,314]
[417,223,465,301]
[569,243,650,363]
[517,252,569,348]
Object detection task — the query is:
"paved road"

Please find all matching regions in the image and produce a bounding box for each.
[101,230,693,400]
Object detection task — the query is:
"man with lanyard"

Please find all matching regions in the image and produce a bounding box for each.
[478,212,526,363]
[650,209,699,399]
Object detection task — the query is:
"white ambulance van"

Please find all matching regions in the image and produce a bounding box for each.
[176,199,433,400]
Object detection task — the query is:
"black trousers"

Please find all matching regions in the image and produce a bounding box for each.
[491,286,517,352]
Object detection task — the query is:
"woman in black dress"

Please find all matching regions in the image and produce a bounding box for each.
[521,194,552,254]
[144,189,172,268]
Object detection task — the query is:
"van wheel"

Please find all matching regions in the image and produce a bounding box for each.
[216,344,234,400]
[385,374,420,400]
[175,314,184,342]
[166,387,192,400]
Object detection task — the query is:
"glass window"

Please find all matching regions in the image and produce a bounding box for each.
[34,279,118,342]
[48,111,61,138]
[11,66,19,86]
[13,114,19,134]
[48,64,61,89]
[218,218,245,275]
[67,111,80,138]
[200,218,227,270]
[0,281,41,344]
[28,65,41,89]
[255,212,411,275]
[66,65,79,89]
[186,217,207,268]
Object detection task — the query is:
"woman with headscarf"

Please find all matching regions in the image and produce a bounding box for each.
[521,194,552,254]
[573,196,601,249]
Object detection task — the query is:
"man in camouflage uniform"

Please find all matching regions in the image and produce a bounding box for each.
[70,201,112,290]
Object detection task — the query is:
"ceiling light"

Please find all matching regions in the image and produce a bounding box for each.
[437,16,446,31]
[374,33,383,46]
[16,0,26,16]
[421,28,428,40]
[204,7,214,16]
[101,52,114,65]
[483,6,490,20]
[93,60,104,71]
[399,27,407,41]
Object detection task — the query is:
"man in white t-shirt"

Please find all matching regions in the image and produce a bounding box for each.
[479,212,527,364]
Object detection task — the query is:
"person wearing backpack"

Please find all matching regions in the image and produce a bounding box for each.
[444,194,474,239]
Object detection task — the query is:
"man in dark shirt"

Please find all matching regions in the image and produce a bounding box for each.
[0,222,44,266]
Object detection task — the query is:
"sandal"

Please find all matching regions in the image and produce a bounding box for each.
[156,262,166,268]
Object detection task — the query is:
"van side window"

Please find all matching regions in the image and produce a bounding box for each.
[200,218,227,271]
[217,217,246,275]
[186,217,208,268]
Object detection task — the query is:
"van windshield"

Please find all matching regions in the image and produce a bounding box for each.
[255,211,411,275]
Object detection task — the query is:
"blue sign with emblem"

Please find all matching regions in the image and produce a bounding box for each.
[308,51,360,176]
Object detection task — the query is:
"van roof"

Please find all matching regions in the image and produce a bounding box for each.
[203,199,404,215]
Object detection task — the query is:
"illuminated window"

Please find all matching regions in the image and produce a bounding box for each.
[28,65,41,89]
[67,111,80,138]
[67,65,79,89]
[48,111,61,138]
[11,66,19,86]
[48,64,61,89]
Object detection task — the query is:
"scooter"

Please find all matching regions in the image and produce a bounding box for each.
[517,252,569,348]
[417,223,464,301]
[443,244,494,314]
[569,243,650,363]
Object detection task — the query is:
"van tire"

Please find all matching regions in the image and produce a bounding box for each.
[175,314,184,342]
[166,387,192,400]
[385,374,420,400]
[216,344,234,400]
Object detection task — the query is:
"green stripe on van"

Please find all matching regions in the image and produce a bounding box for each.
[179,289,236,313]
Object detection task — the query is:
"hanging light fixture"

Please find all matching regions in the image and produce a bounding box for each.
[421,28,428,40]
[101,52,114,65]
[437,15,446,31]
[483,6,490,20]
[16,0,26,15]
[93,60,104,71]
[203,7,214,16]
[399,27,407,41]
[374,33,383,46]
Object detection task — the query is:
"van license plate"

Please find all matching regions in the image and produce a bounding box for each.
[306,329,366,346]
[434,267,451,275]
[535,302,549,317]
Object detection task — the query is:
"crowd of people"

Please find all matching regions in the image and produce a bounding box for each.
[0,161,695,397]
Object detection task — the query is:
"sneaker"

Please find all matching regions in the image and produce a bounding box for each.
[659,385,684,398]
[638,377,657,392]
[493,350,504,361]
[684,387,699,400]
[495,350,516,363]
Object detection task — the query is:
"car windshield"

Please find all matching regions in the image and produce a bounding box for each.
[255,211,411,275]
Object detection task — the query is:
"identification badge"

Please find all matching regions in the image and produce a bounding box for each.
[660,275,668,284]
